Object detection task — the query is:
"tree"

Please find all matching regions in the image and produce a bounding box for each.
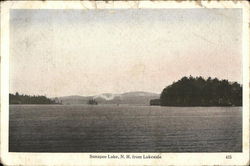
[88,99,98,105]
[9,92,57,104]
[160,76,242,106]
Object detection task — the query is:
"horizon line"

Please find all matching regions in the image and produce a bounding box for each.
[10,75,242,98]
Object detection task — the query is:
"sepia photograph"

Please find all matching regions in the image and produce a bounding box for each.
[1,1,249,166]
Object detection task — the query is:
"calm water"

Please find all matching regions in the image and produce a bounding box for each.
[9,105,242,152]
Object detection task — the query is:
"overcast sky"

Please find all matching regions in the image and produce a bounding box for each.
[10,9,242,97]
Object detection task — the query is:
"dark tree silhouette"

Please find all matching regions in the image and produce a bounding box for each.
[88,99,98,105]
[155,76,242,106]
[9,92,57,104]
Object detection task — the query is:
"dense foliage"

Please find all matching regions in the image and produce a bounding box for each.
[88,99,98,105]
[9,92,57,104]
[159,76,242,106]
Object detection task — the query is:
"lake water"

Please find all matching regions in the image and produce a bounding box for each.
[9,105,242,152]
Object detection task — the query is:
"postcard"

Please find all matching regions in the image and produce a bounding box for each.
[1,1,249,165]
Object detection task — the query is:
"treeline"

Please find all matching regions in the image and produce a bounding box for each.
[151,76,242,107]
[88,99,98,105]
[9,92,58,104]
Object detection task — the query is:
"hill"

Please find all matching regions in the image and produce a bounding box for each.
[9,92,57,104]
[159,76,242,106]
[58,91,159,105]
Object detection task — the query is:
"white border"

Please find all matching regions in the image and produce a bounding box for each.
[1,1,249,166]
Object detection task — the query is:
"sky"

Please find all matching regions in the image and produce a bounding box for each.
[10,9,242,97]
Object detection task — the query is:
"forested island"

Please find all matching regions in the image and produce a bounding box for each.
[10,76,242,106]
[9,92,59,104]
[151,76,242,107]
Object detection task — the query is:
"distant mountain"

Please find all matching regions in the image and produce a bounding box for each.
[56,91,159,105]
[56,95,92,105]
